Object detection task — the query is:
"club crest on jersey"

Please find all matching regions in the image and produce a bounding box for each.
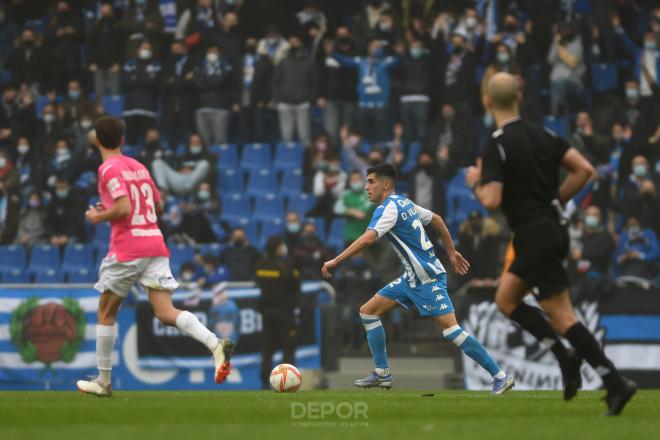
[107,177,120,193]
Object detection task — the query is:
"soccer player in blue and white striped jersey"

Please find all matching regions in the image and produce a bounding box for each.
[322,163,513,394]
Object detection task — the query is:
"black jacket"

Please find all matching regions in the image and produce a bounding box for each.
[255,256,300,313]
[87,17,123,69]
[45,192,86,240]
[219,243,261,281]
[318,53,358,102]
[247,54,274,106]
[121,58,162,113]
[273,49,317,104]
[161,54,196,112]
[399,54,432,97]
[7,44,44,85]
[193,58,237,110]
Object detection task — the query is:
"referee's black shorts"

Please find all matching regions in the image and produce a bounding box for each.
[509,217,570,299]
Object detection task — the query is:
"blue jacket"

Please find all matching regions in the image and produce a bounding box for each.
[331,53,399,108]
[614,227,660,275]
[614,28,660,85]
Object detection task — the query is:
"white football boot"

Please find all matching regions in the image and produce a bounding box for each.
[76,378,112,397]
[213,339,234,384]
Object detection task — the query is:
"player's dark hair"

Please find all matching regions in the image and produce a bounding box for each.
[367,162,398,182]
[265,235,284,256]
[94,116,124,149]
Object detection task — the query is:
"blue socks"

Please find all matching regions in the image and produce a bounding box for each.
[443,324,504,378]
[361,313,389,373]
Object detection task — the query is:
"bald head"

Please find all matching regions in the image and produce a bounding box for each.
[487,72,519,111]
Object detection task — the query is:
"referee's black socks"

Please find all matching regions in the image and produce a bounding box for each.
[510,302,571,367]
[563,322,625,392]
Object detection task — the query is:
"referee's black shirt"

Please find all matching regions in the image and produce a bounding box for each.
[480,117,569,232]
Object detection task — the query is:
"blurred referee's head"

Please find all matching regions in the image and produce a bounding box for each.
[93,116,124,150]
[485,72,519,116]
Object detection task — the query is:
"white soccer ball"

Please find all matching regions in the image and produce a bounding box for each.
[269,363,302,393]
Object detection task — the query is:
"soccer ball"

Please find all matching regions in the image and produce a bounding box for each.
[269,363,302,393]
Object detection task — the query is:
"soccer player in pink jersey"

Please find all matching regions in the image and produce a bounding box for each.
[76,117,233,397]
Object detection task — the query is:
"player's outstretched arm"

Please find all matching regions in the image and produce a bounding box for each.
[85,196,132,225]
[559,148,596,204]
[428,212,470,276]
[321,229,378,278]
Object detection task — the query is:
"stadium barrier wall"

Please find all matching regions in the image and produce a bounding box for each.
[0,282,334,391]
[457,284,660,389]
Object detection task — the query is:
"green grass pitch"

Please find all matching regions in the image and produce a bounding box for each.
[1,390,659,440]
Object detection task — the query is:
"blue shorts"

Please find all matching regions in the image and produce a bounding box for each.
[377,274,454,317]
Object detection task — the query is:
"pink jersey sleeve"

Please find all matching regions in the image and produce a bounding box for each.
[100,164,129,200]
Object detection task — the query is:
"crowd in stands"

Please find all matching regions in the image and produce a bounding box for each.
[0,0,658,295]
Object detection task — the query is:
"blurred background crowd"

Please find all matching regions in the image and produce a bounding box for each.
[0,0,658,338]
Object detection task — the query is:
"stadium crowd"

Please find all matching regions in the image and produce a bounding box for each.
[0,0,658,306]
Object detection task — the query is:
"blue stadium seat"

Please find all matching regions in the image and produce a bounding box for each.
[287,193,317,219]
[273,142,304,170]
[28,245,61,275]
[280,169,303,197]
[253,193,285,224]
[246,169,277,197]
[34,269,65,284]
[221,193,251,224]
[36,95,51,118]
[327,218,346,251]
[217,168,244,194]
[212,143,239,169]
[400,142,421,175]
[62,243,94,273]
[0,245,27,271]
[198,242,225,257]
[93,222,111,250]
[241,143,272,171]
[66,268,97,283]
[2,269,30,283]
[258,218,285,249]
[169,244,196,275]
[591,63,618,94]
[543,116,569,139]
[103,95,124,117]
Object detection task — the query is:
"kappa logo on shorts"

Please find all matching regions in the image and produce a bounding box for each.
[431,285,440,292]
[439,304,448,310]
[436,294,445,301]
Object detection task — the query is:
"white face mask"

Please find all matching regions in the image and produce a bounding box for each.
[206,53,219,63]
[466,16,477,29]
[139,49,152,60]
[18,144,29,155]
[81,120,92,130]
[43,114,55,124]
[0,158,6,168]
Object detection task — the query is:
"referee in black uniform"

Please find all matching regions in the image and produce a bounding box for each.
[466,72,636,415]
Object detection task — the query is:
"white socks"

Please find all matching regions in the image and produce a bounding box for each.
[175,310,219,352]
[96,324,116,386]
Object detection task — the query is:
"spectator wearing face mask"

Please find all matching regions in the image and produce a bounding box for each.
[219,227,261,281]
[179,262,204,292]
[13,136,43,194]
[424,102,477,168]
[215,11,242,65]
[331,37,399,142]
[622,155,654,201]
[257,26,290,66]
[59,81,93,127]
[303,132,337,190]
[614,80,659,141]
[339,125,402,174]
[137,128,174,168]
[237,36,275,143]
[480,43,520,102]
[284,211,302,249]
[569,206,615,279]
[44,1,83,94]
[161,39,196,148]
[273,35,317,146]
[177,181,218,244]
[548,21,585,117]
[317,27,358,144]
[568,111,610,165]
[614,216,660,280]
[0,179,20,244]
[46,138,78,186]
[255,235,300,389]
[399,36,431,144]
[309,155,346,219]
[291,222,333,279]
[622,177,660,237]
[176,0,220,62]
[0,149,19,194]
[353,0,394,43]
[7,28,44,95]
[197,254,230,289]
[456,211,504,288]
[193,43,238,146]
[46,178,86,247]
[122,40,161,145]
[151,133,212,196]
[34,104,67,154]
[87,2,123,103]
[333,170,374,245]
[120,0,164,61]
[16,191,47,248]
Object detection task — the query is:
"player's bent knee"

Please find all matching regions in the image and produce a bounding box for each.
[494,292,516,317]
